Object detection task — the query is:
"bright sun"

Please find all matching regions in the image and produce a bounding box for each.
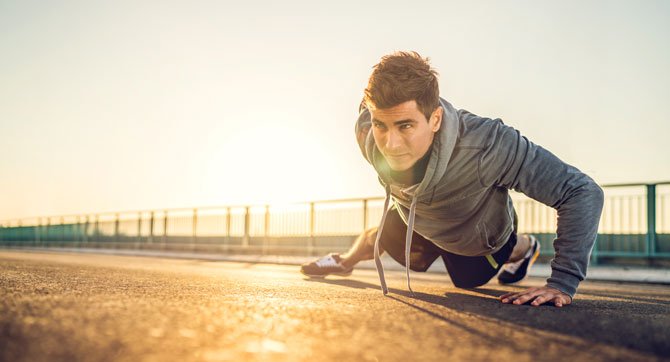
[207,123,333,206]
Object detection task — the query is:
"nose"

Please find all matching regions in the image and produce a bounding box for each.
[385,128,403,151]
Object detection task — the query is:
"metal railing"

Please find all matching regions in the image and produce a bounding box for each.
[1,182,669,264]
[511,182,670,263]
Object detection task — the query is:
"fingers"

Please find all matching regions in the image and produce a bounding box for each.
[511,291,538,305]
[499,287,536,300]
[499,287,572,307]
[499,288,538,304]
[530,294,547,306]
[500,291,520,303]
[499,292,516,302]
[553,293,572,307]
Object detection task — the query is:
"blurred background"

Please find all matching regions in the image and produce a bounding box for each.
[1,1,669,261]
[1,0,668,220]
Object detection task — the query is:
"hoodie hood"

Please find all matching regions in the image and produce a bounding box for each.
[367,97,461,296]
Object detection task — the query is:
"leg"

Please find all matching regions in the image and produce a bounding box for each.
[375,206,443,272]
[341,205,441,271]
[503,206,533,263]
[301,206,447,277]
[441,232,518,288]
[300,228,376,277]
[340,227,378,269]
[507,233,531,263]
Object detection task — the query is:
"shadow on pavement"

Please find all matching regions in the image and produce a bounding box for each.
[304,277,379,290]
[576,290,670,306]
[306,276,670,357]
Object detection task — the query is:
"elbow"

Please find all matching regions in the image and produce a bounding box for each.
[590,181,605,212]
[558,175,604,213]
[596,184,604,206]
[580,179,605,216]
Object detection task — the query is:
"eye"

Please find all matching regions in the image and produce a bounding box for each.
[400,124,412,130]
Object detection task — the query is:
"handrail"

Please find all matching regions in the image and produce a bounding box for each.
[1,181,668,263]
[0,182,668,225]
[0,196,388,224]
[600,181,670,188]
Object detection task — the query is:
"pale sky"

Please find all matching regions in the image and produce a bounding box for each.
[1,0,669,221]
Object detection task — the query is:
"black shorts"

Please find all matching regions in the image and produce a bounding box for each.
[379,205,518,288]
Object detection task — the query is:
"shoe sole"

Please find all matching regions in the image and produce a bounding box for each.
[498,237,540,285]
[300,270,353,278]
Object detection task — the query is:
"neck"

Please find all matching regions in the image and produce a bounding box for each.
[390,148,431,186]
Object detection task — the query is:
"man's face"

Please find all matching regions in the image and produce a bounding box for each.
[370,100,443,171]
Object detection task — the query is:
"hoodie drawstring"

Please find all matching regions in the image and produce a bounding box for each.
[373,185,419,297]
[373,185,392,295]
[404,197,418,297]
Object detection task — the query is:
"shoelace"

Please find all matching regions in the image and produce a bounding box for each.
[315,254,340,268]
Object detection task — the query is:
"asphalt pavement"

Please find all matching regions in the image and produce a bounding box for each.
[8,246,670,284]
[1,250,669,362]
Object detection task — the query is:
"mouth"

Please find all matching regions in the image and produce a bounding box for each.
[385,153,408,158]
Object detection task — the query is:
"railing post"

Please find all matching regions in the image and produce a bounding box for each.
[47,218,51,245]
[79,216,85,243]
[137,212,142,248]
[309,202,315,256]
[243,206,250,249]
[263,205,270,255]
[148,211,154,244]
[362,199,368,231]
[60,217,65,244]
[17,220,22,244]
[192,208,198,250]
[36,219,41,246]
[74,215,84,242]
[83,216,88,244]
[162,211,168,248]
[72,217,76,244]
[114,213,120,246]
[95,215,100,243]
[93,215,99,243]
[225,207,231,253]
[646,184,657,259]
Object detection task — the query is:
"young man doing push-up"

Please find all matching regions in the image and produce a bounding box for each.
[301,51,604,307]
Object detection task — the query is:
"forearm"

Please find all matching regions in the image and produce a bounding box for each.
[546,180,604,297]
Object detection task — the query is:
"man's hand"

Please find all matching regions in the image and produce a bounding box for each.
[499,286,572,307]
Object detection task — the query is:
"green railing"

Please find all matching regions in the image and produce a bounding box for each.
[1,182,669,264]
[512,182,670,263]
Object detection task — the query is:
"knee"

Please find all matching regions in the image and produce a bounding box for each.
[364,227,379,243]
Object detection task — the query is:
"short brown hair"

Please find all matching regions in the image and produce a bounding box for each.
[363,51,440,121]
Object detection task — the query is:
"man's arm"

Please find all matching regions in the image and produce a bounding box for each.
[478,118,604,302]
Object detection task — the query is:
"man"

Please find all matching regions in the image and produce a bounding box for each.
[301,51,604,307]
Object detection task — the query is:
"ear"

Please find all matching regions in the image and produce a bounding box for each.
[430,106,443,132]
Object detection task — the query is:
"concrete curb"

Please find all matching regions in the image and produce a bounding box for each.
[3,246,670,285]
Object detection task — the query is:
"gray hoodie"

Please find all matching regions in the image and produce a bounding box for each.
[355,97,604,298]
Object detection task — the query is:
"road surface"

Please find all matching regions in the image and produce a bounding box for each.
[1,250,668,361]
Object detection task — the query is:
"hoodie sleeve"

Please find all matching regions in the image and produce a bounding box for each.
[355,101,373,165]
[477,120,604,298]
